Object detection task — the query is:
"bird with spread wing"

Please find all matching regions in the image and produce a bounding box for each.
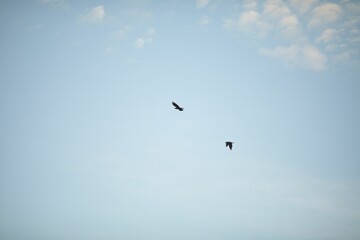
[172,101,184,111]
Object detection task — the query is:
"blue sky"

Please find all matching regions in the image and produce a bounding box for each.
[1,0,360,239]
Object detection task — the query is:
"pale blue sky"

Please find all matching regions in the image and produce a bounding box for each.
[1,0,360,239]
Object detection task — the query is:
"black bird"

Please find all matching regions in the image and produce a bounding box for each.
[225,141,234,150]
[172,101,184,111]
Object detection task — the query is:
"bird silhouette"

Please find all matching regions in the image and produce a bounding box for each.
[172,101,184,111]
[225,141,233,150]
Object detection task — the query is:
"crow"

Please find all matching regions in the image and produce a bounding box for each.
[225,141,233,150]
[172,101,184,111]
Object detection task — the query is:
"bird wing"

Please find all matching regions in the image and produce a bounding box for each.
[226,142,233,150]
[172,102,180,108]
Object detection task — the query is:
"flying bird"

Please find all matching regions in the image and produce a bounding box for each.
[225,141,233,150]
[172,101,184,111]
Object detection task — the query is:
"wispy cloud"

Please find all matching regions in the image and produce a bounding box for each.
[289,0,318,14]
[199,15,210,25]
[81,5,106,23]
[315,28,337,43]
[133,27,156,48]
[146,27,156,43]
[126,57,136,64]
[104,47,113,54]
[308,3,342,28]
[38,0,68,8]
[147,27,156,36]
[196,0,209,8]
[260,44,327,71]
[39,0,65,5]
[111,26,132,40]
[223,0,301,39]
[134,37,145,48]
[223,10,271,38]
[223,0,360,70]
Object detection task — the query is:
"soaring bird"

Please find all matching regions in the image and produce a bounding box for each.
[225,141,233,150]
[172,101,184,111]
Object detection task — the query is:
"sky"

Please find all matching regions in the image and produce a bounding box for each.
[0,0,360,239]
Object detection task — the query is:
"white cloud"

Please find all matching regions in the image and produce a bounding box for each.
[225,0,302,38]
[135,38,145,48]
[225,10,271,37]
[279,15,301,39]
[130,28,156,49]
[196,0,209,8]
[302,45,327,70]
[260,44,327,71]
[316,28,337,43]
[280,15,298,29]
[264,0,291,19]
[240,10,259,24]
[222,0,358,70]
[290,0,318,14]
[308,3,342,28]
[261,0,305,40]
[81,5,106,23]
[260,45,300,61]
